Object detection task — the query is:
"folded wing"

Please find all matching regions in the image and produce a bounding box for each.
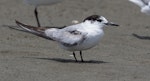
[16,21,53,40]
[45,26,87,47]
[16,21,87,46]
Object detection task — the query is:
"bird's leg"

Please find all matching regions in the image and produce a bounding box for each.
[34,7,41,27]
[73,52,78,62]
[80,51,84,62]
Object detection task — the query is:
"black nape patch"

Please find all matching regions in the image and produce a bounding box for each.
[83,15,100,22]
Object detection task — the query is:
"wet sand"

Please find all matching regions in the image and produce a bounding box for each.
[0,0,150,81]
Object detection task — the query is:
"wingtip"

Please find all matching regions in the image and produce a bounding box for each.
[15,20,21,25]
[16,20,22,24]
[15,20,27,27]
[15,20,18,23]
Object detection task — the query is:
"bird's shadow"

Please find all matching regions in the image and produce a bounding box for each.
[23,57,108,64]
[132,33,150,40]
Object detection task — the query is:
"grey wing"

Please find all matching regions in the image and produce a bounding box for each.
[44,23,88,46]
[47,29,87,47]
[60,30,87,47]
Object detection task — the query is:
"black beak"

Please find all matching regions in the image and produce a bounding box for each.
[105,22,119,26]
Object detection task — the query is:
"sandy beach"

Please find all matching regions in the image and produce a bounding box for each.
[0,0,150,81]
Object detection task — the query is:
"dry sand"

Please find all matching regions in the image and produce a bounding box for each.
[0,0,150,81]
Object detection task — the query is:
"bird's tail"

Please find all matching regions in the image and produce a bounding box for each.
[15,20,53,40]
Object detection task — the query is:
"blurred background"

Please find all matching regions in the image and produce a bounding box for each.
[0,0,150,81]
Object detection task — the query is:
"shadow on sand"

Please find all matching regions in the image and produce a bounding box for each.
[132,33,150,40]
[23,57,108,64]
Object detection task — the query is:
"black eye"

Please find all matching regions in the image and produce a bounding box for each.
[97,19,102,22]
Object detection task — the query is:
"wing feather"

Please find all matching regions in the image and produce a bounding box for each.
[15,20,87,46]
[16,21,53,40]
[48,29,87,47]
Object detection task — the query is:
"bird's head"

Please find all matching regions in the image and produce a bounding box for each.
[83,15,119,28]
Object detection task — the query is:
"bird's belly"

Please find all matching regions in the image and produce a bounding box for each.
[78,34,103,50]
[61,32,104,51]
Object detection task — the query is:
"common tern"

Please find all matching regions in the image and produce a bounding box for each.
[15,15,119,62]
